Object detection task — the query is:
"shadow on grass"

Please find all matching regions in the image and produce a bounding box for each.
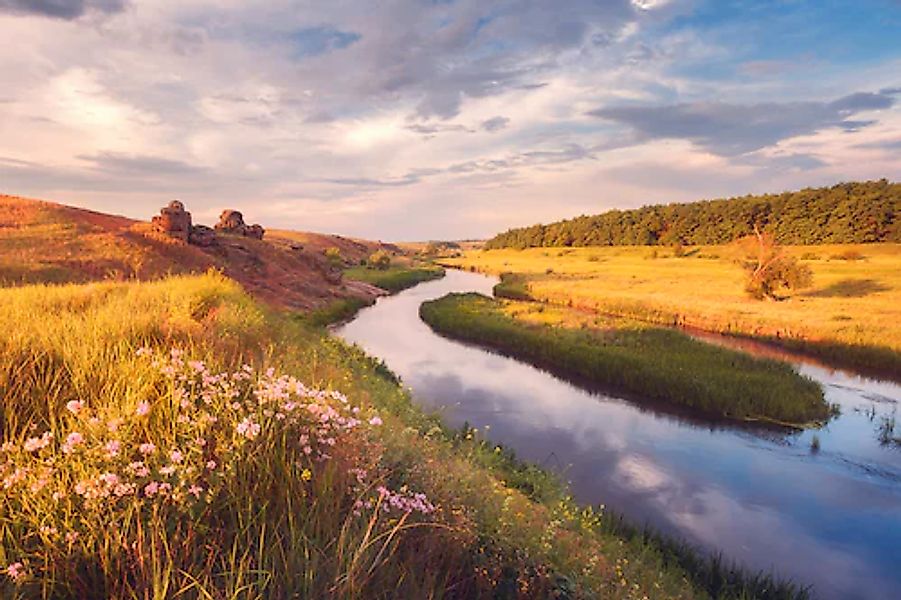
[805,278,890,298]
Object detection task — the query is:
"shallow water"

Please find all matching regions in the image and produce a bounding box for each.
[336,270,901,600]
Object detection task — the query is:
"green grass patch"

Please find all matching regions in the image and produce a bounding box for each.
[344,265,445,293]
[420,293,831,426]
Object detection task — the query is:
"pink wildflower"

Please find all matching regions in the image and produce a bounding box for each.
[169,450,184,463]
[5,562,24,582]
[105,440,121,457]
[62,432,84,454]
[135,401,151,416]
[66,400,84,414]
[369,416,383,426]
[139,443,156,456]
[236,417,261,440]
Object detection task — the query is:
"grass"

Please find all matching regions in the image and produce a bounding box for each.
[442,244,901,378]
[0,272,815,599]
[420,293,830,426]
[344,264,445,293]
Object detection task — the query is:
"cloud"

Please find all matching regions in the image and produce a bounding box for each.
[588,91,897,156]
[0,0,126,20]
[481,116,510,132]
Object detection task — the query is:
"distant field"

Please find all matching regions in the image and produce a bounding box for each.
[443,244,901,375]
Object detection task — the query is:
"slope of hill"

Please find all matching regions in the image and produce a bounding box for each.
[0,195,397,309]
[486,180,900,249]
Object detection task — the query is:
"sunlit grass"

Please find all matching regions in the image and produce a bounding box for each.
[0,272,808,598]
[420,293,829,426]
[443,243,901,375]
[344,264,445,293]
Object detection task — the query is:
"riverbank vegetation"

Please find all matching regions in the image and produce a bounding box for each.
[344,264,444,293]
[420,293,830,426]
[443,243,901,378]
[486,180,899,249]
[1,272,812,598]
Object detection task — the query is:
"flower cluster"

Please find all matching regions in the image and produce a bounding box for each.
[1,346,437,586]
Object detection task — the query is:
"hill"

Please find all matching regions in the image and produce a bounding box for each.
[485,180,900,249]
[0,194,398,309]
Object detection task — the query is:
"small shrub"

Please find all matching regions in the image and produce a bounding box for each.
[324,246,343,266]
[732,229,813,300]
[831,250,866,261]
[368,250,392,270]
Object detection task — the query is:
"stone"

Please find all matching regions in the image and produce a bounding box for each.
[215,209,265,239]
[151,200,192,242]
[189,224,217,247]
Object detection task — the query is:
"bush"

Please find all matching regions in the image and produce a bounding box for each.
[368,250,392,270]
[733,229,813,300]
[323,246,343,266]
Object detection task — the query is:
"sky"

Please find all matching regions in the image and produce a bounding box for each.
[0,0,899,240]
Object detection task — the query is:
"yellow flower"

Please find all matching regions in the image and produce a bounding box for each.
[301,468,312,481]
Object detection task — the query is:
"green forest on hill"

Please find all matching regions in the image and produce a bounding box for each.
[485,180,900,249]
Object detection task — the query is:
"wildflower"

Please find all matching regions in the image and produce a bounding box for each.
[205,460,217,470]
[66,400,84,414]
[127,461,150,477]
[139,443,156,456]
[135,401,151,416]
[5,562,24,582]
[236,417,261,440]
[369,416,383,426]
[144,481,160,497]
[188,485,203,498]
[23,432,52,453]
[301,468,312,481]
[62,432,84,454]
[105,440,121,457]
[169,450,184,463]
[65,532,79,544]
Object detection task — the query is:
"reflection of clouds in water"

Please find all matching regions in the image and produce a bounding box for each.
[614,455,670,492]
[338,269,901,600]
[670,487,881,600]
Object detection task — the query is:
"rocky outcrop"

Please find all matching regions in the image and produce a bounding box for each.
[151,200,192,242]
[215,210,264,240]
[188,224,216,247]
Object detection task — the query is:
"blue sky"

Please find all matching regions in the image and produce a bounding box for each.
[0,0,898,239]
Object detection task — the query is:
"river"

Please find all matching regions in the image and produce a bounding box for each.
[336,269,901,600]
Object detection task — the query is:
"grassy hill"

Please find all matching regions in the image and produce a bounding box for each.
[0,195,398,309]
[0,272,808,599]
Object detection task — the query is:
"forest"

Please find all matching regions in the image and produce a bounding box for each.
[485,180,900,249]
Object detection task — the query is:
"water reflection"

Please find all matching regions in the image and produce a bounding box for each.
[336,270,901,600]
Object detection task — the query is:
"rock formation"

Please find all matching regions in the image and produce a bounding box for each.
[151,200,192,242]
[188,224,216,247]
[215,210,265,240]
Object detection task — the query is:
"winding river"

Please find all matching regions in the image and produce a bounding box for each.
[336,269,901,600]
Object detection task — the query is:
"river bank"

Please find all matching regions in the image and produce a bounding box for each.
[440,244,901,379]
[419,292,831,427]
[337,269,901,600]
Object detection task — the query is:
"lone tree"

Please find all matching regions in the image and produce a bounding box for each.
[733,226,812,300]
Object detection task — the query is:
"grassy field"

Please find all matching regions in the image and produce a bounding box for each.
[0,272,811,599]
[344,264,445,293]
[443,244,901,377]
[420,293,829,426]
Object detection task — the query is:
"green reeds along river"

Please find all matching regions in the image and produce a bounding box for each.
[419,292,831,426]
[337,269,901,600]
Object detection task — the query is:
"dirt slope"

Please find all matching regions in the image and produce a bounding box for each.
[0,194,397,310]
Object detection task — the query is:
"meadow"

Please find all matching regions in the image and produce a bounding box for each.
[442,244,901,377]
[420,293,829,426]
[0,272,812,599]
[343,264,445,293]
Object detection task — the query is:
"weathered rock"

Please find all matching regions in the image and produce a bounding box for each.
[244,223,264,240]
[151,200,192,242]
[189,224,217,247]
[215,209,265,239]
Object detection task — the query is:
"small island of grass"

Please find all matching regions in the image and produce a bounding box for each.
[420,293,832,426]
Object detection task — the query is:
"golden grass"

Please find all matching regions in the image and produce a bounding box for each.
[0,273,729,599]
[444,244,901,358]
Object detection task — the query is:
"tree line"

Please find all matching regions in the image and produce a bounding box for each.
[485,180,900,248]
